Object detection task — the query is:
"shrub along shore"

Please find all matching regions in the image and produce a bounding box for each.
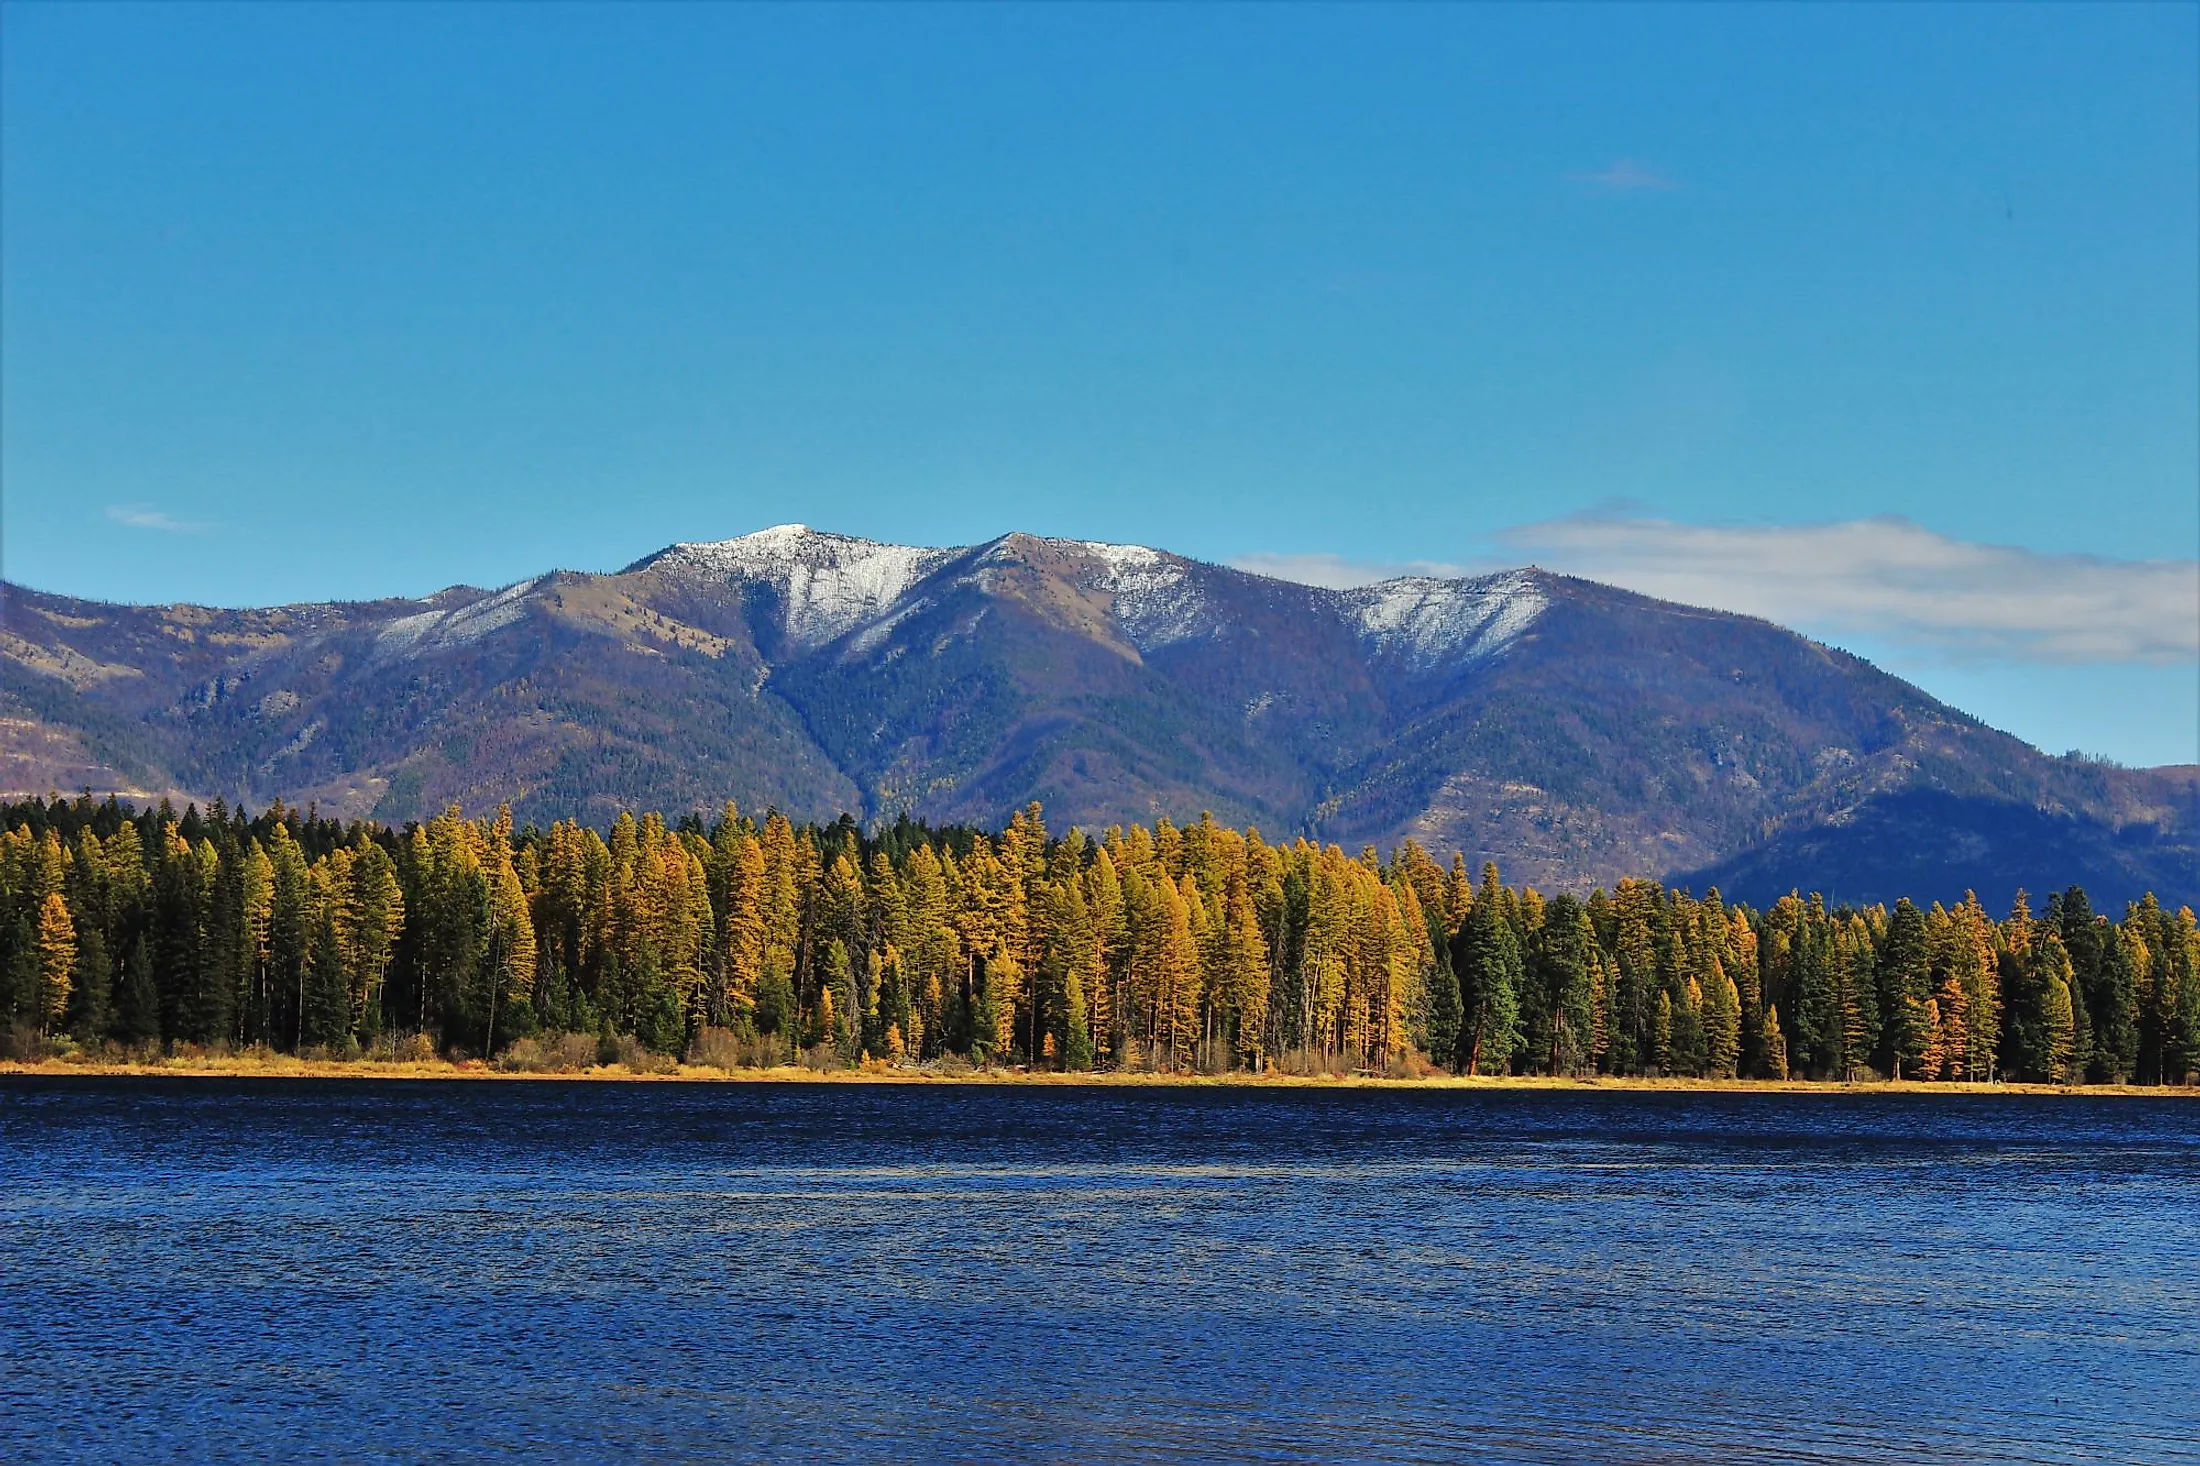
[2,1047,2188,1095]
[4,794,2195,1087]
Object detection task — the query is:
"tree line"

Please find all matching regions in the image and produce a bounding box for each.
[2,794,2195,1084]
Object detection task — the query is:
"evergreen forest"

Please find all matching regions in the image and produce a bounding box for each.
[2,794,2195,1085]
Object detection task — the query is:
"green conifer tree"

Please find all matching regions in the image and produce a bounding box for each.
[2042,969,2076,1084]
[1452,867,1523,1076]
[1061,956,1094,1071]
[68,926,112,1046]
[1669,978,1706,1077]
[1703,964,1741,1080]
[1761,1003,1790,1080]
[1877,899,1931,1080]
[823,939,859,1060]
[114,934,160,1048]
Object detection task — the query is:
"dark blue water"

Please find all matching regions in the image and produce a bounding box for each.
[2,1080,2195,1463]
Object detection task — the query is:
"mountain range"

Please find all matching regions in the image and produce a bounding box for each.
[4,525,2193,906]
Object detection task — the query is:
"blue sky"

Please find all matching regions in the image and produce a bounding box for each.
[3,3,2195,763]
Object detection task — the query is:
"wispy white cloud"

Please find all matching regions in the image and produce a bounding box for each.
[1574,159,1676,192]
[105,503,209,534]
[1237,516,2198,665]
[1229,551,1476,590]
[1503,514,2197,664]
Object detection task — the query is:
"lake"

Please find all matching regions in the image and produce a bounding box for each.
[1,1079,2195,1463]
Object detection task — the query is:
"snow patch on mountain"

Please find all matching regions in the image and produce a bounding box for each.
[845,597,932,657]
[372,578,543,662]
[644,525,960,652]
[1343,570,1546,671]
[1060,540,1209,650]
[632,524,1532,664]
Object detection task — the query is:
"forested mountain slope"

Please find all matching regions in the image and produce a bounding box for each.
[4,525,2193,903]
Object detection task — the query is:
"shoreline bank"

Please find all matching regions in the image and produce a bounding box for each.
[1,1056,2189,1096]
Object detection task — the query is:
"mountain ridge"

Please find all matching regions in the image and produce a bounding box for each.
[4,524,2193,904]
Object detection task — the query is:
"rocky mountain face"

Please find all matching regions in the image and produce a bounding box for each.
[4,525,2193,904]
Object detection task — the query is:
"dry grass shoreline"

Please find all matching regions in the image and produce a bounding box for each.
[0,1053,2188,1097]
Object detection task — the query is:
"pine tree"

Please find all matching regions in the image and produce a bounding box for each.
[237,843,274,1047]
[115,934,160,1048]
[265,821,312,1050]
[68,926,112,1045]
[2042,963,2077,1084]
[1085,848,1125,1062]
[2176,914,2200,1084]
[1221,876,1272,1068]
[2094,917,2139,1084]
[1921,904,1970,1080]
[1702,961,1741,1080]
[1669,975,1706,1077]
[2055,887,2125,1082]
[1724,906,1765,1079]
[1153,878,1200,1069]
[1060,952,1094,1071]
[1530,898,1597,1076]
[1829,917,1881,1080]
[1761,1003,1790,1080]
[1999,892,2046,1081]
[348,843,403,1039]
[1298,853,1350,1062]
[300,871,352,1051]
[1925,967,1968,1081]
[35,892,75,1034]
[633,944,684,1054]
[1877,899,1931,1080]
[1453,866,1523,1076]
[1954,893,2000,1081]
[723,832,768,1030]
[754,960,795,1044]
[1607,881,1659,1074]
[483,834,538,1055]
[1425,941,1463,1073]
[974,950,1021,1065]
[822,939,858,1060]
[2164,904,2200,1084]
[1790,897,1832,1076]
[2043,894,2095,1085]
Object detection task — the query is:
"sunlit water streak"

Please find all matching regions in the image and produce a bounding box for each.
[2,1080,2195,1463]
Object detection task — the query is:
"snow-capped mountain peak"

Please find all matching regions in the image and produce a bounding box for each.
[637,525,961,652]
[629,525,1545,668]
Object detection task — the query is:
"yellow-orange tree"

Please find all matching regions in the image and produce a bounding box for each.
[2,793,2196,1084]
